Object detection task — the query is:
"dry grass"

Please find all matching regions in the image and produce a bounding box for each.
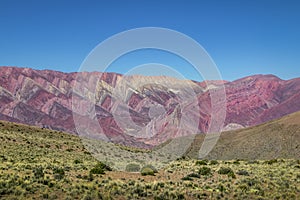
[185,111,300,160]
[0,117,299,199]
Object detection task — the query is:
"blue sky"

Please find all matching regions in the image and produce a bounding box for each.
[0,0,300,81]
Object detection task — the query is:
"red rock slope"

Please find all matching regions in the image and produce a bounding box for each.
[0,66,299,147]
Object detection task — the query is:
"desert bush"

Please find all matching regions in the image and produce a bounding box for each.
[53,167,65,180]
[125,163,140,172]
[85,173,94,181]
[48,181,54,188]
[217,184,226,192]
[233,160,240,165]
[218,167,233,175]
[210,160,219,165]
[181,176,193,181]
[196,160,208,165]
[96,162,112,171]
[141,167,155,176]
[199,166,211,176]
[242,178,258,187]
[218,167,236,178]
[90,162,112,174]
[237,170,250,176]
[73,159,81,164]
[228,171,236,178]
[141,164,158,173]
[90,166,104,175]
[33,166,44,179]
[264,159,278,165]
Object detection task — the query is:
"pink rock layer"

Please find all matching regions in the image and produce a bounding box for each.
[0,66,299,148]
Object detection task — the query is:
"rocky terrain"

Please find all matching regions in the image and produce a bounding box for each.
[0,66,300,147]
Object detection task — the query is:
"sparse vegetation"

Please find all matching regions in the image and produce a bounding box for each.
[0,120,299,199]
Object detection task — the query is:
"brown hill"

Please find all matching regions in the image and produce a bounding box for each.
[185,110,300,160]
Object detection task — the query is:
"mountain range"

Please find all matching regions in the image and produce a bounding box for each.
[0,66,300,148]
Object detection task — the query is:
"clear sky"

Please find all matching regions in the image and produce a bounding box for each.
[0,0,300,81]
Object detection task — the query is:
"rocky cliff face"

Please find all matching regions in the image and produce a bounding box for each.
[0,66,299,148]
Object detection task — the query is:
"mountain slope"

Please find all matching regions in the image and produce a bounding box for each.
[0,66,300,147]
[185,110,300,160]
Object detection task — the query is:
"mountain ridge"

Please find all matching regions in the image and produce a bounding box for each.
[0,66,300,148]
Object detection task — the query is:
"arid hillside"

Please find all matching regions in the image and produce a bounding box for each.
[185,111,300,160]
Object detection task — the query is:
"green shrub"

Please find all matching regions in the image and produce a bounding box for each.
[227,171,236,178]
[264,159,278,165]
[242,178,258,187]
[96,162,112,171]
[217,184,226,192]
[33,166,44,179]
[209,160,219,165]
[196,160,208,165]
[233,160,240,165]
[86,173,94,181]
[90,166,104,175]
[53,167,65,180]
[181,175,193,181]
[141,167,155,176]
[218,167,236,178]
[48,181,54,188]
[218,167,233,175]
[237,170,250,176]
[125,163,140,172]
[90,162,112,175]
[199,167,211,176]
[74,159,81,164]
[141,164,158,173]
